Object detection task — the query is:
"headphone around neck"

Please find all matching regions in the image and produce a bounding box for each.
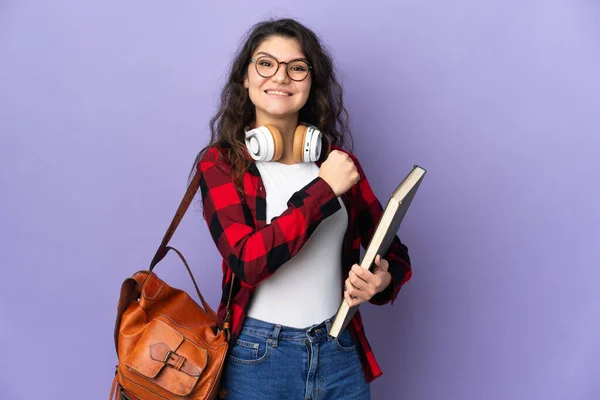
[244,123,323,163]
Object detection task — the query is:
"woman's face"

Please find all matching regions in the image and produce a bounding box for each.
[244,36,312,121]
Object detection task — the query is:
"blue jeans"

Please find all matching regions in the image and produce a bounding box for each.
[220,315,370,400]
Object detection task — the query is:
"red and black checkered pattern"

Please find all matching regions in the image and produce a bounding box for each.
[198,144,412,382]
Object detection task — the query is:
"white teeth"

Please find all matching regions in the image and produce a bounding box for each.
[266,90,291,96]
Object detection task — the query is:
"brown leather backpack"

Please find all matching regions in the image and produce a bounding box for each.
[110,174,234,400]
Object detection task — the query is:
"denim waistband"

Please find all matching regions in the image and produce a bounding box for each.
[240,315,336,343]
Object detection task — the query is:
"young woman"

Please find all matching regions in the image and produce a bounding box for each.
[195,18,412,400]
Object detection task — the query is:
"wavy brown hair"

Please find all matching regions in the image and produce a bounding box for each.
[191,18,353,193]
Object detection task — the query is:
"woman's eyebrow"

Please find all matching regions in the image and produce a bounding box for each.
[255,51,308,61]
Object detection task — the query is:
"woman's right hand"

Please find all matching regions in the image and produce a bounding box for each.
[318,150,360,197]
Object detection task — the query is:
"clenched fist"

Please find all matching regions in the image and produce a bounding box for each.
[318,150,360,197]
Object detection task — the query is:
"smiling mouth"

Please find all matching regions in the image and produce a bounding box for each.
[264,90,292,97]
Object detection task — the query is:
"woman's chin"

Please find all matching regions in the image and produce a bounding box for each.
[257,107,301,120]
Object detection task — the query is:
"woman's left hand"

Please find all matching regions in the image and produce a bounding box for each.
[344,254,392,307]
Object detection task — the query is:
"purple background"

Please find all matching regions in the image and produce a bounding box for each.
[1,1,599,399]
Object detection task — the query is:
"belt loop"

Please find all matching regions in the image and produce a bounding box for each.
[325,316,333,341]
[271,324,281,348]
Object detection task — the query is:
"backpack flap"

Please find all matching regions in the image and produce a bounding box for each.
[124,318,208,396]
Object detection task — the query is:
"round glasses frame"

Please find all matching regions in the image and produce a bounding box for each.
[250,56,312,82]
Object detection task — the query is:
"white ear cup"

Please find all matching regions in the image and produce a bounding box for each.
[303,125,322,162]
[245,126,275,161]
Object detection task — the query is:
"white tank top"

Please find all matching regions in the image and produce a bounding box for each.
[246,160,347,328]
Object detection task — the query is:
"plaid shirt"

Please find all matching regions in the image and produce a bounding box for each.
[198,144,412,382]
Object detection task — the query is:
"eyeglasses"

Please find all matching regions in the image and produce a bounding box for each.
[250,55,312,82]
